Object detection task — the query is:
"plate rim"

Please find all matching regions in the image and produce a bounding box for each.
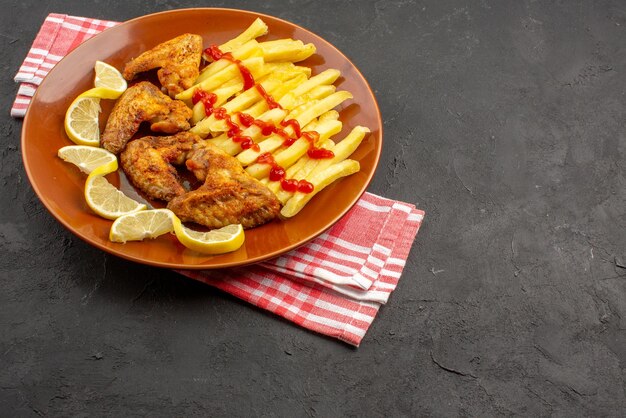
[21,7,383,270]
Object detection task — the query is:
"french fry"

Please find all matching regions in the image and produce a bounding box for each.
[236,91,350,166]
[190,20,365,219]
[203,73,304,134]
[258,62,312,81]
[259,39,316,62]
[267,73,309,102]
[280,159,361,218]
[190,82,242,125]
[292,91,353,127]
[272,139,335,201]
[216,18,269,55]
[190,79,282,135]
[319,110,339,121]
[195,40,262,84]
[235,103,313,165]
[237,135,284,166]
[309,126,370,173]
[245,118,342,179]
[285,126,368,185]
[215,108,288,155]
[287,138,335,177]
[286,85,336,110]
[292,69,341,95]
[278,69,340,108]
[257,38,296,47]
[289,45,317,62]
[176,56,266,103]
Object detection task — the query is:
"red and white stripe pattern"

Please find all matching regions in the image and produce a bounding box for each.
[11,13,118,117]
[261,195,419,299]
[180,193,423,346]
[13,14,425,346]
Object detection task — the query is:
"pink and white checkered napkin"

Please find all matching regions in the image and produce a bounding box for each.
[12,13,425,346]
[12,13,118,117]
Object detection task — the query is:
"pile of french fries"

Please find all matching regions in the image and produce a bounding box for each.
[176,18,369,218]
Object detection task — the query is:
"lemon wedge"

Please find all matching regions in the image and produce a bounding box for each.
[64,61,127,146]
[57,145,118,174]
[84,166,147,220]
[78,87,125,100]
[64,96,101,146]
[173,222,245,255]
[94,60,127,94]
[110,209,177,243]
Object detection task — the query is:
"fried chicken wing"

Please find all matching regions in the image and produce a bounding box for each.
[101,81,192,154]
[120,132,199,201]
[167,144,281,229]
[123,33,203,97]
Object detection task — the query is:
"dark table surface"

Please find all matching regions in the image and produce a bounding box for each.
[2,0,625,416]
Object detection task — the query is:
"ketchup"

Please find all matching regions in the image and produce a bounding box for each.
[281,119,301,138]
[255,84,282,110]
[296,179,315,193]
[280,178,299,192]
[193,51,332,189]
[204,45,255,90]
[204,45,225,61]
[192,89,218,116]
[301,131,334,159]
[232,135,259,151]
[256,152,314,193]
[280,178,314,193]
[237,113,255,128]
[254,119,279,136]
[307,147,335,159]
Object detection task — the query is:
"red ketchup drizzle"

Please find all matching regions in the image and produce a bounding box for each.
[281,179,299,193]
[307,147,335,159]
[255,84,282,110]
[195,49,331,188]
[301,131,334,160]
[281,119,302,138]
[254,119,278,136]
[256,152,313,194]
[231,135,259,151]
[240,114,279,137]
[296,179,315,193]
[237,113,255,128]
[192,89,218,116]
[193,88,260,152]
[204,45,255,90]
[277,119,300,147]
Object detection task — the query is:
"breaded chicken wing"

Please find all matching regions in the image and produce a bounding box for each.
[167,144,280,229]
[101,81,192,154]
[123,33,203,97]
[120,132,200,202]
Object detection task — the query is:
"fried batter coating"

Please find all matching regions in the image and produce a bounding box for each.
[167,144,281,229]
[123,33,203,97]
[101,82,192,155]
[120,132,200,202]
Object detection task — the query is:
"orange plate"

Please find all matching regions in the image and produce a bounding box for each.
[21,8,382,269]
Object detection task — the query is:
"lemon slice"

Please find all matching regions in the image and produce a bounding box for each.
[84,167,147,220]
[64,96,101,146]
[94,60,127,93]
[57,145,118,174]
[78,87,125,100]
[173,222,245,255]
[79,61,127,100]
[110,209,177,243]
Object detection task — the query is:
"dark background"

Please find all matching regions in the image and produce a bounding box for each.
[2,0,625,416]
